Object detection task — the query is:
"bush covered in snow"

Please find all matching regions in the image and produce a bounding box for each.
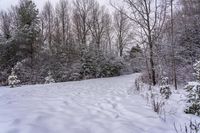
[184,82,200,116]
[160,76,172,99]
[80,51,97,79]
[99,57,124,78]
[184,61,200,116]
[160,86,171,99]
[13,59,36,84]
[8,68,20,88]
[69,73,82,81]
[80,51,124,79]
[174,120,200,133]
[45,71,55,84]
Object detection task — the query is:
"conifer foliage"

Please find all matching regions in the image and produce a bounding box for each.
[45,71,55,84]
[8,68,20,88]
[184,61,200,116]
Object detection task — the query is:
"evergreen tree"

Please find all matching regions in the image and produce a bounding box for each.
[15,0,40,60]
[160,75,172,99]
[45,71,55,84]
[12,0,40,83]
[8,68,20,88]
[184,61,200,116]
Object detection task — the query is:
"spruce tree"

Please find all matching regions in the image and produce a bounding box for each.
[8,68,20,88]
[16,0,40,60]
[14,0,40,83]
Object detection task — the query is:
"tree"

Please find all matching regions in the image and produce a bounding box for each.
[87,2,108,53]
[15,0,39,60]
[0,10,14,70]
[4,0,40,84]
[114,8,132,57]
[184,61,200,116]
[56,0,71,47]
[72,0,93,52]
[161,0,200,83]
[45,71,55,84]
[0,11,12,39]
[42,1,54,54]
[8,68,20,88]
[112,0,167,85]
[170,0,177,90]
[55,0,75,60]
[104,13,114,55]
[0,0,133,85]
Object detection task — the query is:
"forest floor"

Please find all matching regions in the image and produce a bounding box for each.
[0,74,199,133]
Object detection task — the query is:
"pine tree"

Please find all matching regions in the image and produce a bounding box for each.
[15,0,40,60]
[160,75,172,99]
[8,68,20,88]
[14,0,40,83]
[184,61,200,116]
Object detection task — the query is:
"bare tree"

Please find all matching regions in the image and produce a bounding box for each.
[53,16,62,54]
[42,1,54,54]
[0,11,12,39]
[54,0,73,57]
[111,0,167,85]
[170,0,177,89]
[104,13,114,55]
[56,0,71,47]
[87,2,108,53]
[114,8,132,57]
[72,0,93,52]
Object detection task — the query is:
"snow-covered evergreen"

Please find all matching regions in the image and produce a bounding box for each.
[8,68,20,88]
[45,71,55,84]
[160,76,171,99]
[184,61,200,116]
[184,82,200,116]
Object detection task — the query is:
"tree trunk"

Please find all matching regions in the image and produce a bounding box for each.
[149,39,156,85]
[171,0,177,90]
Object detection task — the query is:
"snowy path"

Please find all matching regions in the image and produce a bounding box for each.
[0,74,175,133]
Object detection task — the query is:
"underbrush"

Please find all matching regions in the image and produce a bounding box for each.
[133,75,200,132]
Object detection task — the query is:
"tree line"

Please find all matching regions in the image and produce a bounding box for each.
[0,0,137,85]
[0,0,200,87]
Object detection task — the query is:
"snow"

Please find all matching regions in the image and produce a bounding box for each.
[186,81,200,86]
[0,74,199,133]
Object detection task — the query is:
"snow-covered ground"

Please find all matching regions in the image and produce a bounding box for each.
[0,74,199,133]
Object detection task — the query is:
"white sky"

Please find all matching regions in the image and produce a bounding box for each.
[0,0,111,11]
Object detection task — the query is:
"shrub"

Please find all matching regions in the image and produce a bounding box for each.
[160,86,172,99]
[80,51,98,79]
[184,82,200,116]
[80,51,124,79]
[99,57,123,78]
[174,120,200,133]
[45,71,55,84]
[69,73,82,81]
[8,68,20,88]
[160,76,172,99]
[152,97,164,114]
